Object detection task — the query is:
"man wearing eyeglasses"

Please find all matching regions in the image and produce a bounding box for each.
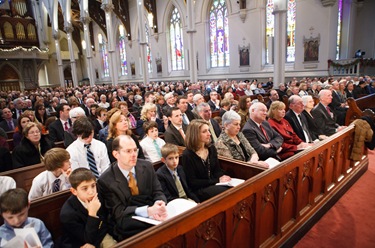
[98,135,167,241]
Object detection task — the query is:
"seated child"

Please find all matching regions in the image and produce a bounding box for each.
[28,148,72,201]
[140,121,166,163]
[0,188,54,247]
[60,168,116,248]
[156,143,200,203]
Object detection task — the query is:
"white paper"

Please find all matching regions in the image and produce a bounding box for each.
[216,178,245,187]
[2,227,42,248]
[132,198,198,225]
[265,157,280,168]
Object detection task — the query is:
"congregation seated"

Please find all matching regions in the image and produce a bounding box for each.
[0,108,17,132]
[156,143,200,203]
[329,80,348,126]
[181,119,231,202]
[136,103,168,139]
[242,102,283,161]
[12,113,31,147]
[140,121,166,163]
[267,101,312,160]
[48,103,72,144]
[164,107,187,147]
[311,89,346,136]
[98,107,120,143]
[12,122,52,169]
[106,110,145,163]
[0,176,16,195]
[301,95,328,140]
[98,135,167,241]
[237,95,252,128]
[196,102,222,143]
[64,106,85,148]
[216,111,269,168]
[117,101,137,129]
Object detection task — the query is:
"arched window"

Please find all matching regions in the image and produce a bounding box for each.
[98,33,110,78]
[209,0,229,68]
[145,24,152,73]
[119,25,128,76]
[336,0,343,60]
[265,0,296,63]
[170,7,184,71]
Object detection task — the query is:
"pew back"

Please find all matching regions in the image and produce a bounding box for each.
[345,94,375,125]
[116,125,368,248]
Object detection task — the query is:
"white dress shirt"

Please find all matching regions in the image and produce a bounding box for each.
[0,176,16,196]
[140,136,166,163]
[28,171,70,200]
[67,138,110,175]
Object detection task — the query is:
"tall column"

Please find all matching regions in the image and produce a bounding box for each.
[81,17,96,86]
[64,24,79,87]
[30,0,48,50]
[137,0,149,85]
[53,33,65,88]
[273,1,287,88]
[101,2,118,85]
[186,0,197,83]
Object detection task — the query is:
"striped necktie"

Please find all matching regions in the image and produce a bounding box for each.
[52,178,61,193]
[84,143,99,178]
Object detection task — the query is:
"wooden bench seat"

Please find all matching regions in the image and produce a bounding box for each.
[345,94,375,125]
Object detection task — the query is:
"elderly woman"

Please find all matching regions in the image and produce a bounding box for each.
[182,119,231,202]
[136,103,168,138]
[237,96,252,128]
[301,95,327,140]
[253,82,266,95]
[12,114,31,147]
[116,101,136,128]
[216,111,268,168]
[106,111,144,163]
[98,94,110,109]
[12,122,52,169]
[268,101,310,160]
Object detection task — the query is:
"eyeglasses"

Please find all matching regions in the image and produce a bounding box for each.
[119,148,139,155]
[28,130,41,135]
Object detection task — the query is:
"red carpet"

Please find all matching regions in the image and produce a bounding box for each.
[295,150,375,248]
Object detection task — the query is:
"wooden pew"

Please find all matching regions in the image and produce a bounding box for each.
[0,163,45,192]
[0,190,71,242]
[345,94,375,125]
[115,125,368,248]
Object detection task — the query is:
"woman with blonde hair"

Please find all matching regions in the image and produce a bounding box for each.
[268,101,311,160]
[12,122,52,169]
[106,111,144,163]
[116,101,136,128]
[182,119,231,202]
[136,103,168,138]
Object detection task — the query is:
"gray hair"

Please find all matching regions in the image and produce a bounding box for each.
[69,107,85,118]
[196,102,210,113]
[222,110,241,126]
[301,95,313,106]
[193,93,203,103]
[249,102,266,114]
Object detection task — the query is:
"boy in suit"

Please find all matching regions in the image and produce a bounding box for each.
[0,188,54,247]
[28,148,72,200]
[157,144,200,203]
[60,168,116,248]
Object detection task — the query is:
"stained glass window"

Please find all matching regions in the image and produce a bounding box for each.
[170,7,185,70]
[145,24,152,73]
[209,0,229,68]
[265,0,296,63]
[119,25,128,76]
[98,33,109,78]
[336,0,343,60]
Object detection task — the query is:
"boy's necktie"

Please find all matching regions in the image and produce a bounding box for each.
[53,178,61,193]
[173,171,187,198]
[153,140,162,157]
[84,143,99,178]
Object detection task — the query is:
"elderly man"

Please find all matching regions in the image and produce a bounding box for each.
[196,102,221,143]
[242,102,283,161]
[329,80,348,125]
[98,135,167,240]
[12,98,24,120]
[284,95,316,142]
[311,89,346,136]
[162,92,176,116]
[0,108,17,132]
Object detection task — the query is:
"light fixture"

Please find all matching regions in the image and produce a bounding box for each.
[119,24,125,37]
[81,40,86,50]
[148,12,154,28]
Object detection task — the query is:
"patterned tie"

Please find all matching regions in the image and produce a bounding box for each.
[153,140,162,158]
[52,178,60,193]
[7,120,14,130]
[178,128,186,140]
[298,115,312,143]
[260,124,269,142]
[128,172,139,195]
[173,171,187,198]
[182,113,189,125]
[326,106,332,115]
[84,144,99,178]
[208,122,218,142]
[64,121,69,131]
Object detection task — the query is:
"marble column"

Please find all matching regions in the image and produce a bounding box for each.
[273,4,287,88]
[186,0,197,83]
[101,3,118,85]
[81,17,96,86]
[137,0,149,85]
[64,24,79,87]
[53,33,65,88]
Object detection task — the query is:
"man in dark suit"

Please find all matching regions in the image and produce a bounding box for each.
[97,135,167,241]
[12,98,24,120]
[164,107,187,146]
[265,89,279,109]
[156,144,199,203]
[329,81,347,126]
[242,102,283,161]
[207,90,220,112]
[196,103,221,143]
[48,103,72,143]
[284,95,316,142]
[0,108,17,132]
[176,96,195,125]
[311,89,346,136]
[93,107,107,139]
[186,91,195,111]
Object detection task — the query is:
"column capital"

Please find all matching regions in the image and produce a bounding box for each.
[101,3,114,12]
[64,24,74,33]
[321,0,337,7]
[80,17,92,25]
[52,33,60,40]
